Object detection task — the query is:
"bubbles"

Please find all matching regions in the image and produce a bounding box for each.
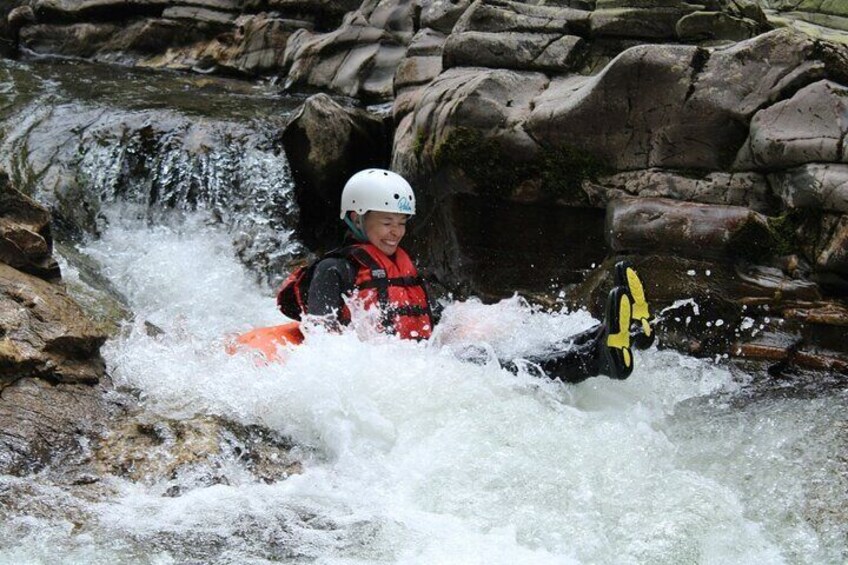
[8,208,846,563]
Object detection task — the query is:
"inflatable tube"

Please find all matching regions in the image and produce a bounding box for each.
[226,321,304,363]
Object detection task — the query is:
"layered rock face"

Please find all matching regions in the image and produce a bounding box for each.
[0,172,109,474]
[5,0,848,371]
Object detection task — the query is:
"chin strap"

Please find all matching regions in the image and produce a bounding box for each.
[344,214,368,242]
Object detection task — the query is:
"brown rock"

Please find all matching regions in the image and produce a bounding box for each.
[0,176,60,281]
[605,197,775,260]
[0,263,106,387]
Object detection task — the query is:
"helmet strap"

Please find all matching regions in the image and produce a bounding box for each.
[344,214,368,242]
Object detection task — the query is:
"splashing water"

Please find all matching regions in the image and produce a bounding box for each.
[2,207,846,564]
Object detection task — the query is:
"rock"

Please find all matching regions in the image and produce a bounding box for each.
[736,80,848,170]
[0,174,60,281]
[19,23,122,58]
[0,376,111,476]
[584,169,771,211]
[676,11,761,42]
[0,263,106,386]
[393,28,445,121]
[605,197,778,261]
[421,0,474,34]
[93,413,301,486]
[282,0,418,101]
[282,93,389,247]
[590,6,700,40]
[525,29,833,172]
[443,31,586,73]
[816,213,848,275]
[769,164,848,213]
[452,0,588,35]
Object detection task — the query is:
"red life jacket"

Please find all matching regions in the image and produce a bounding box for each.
[346,243,433,340]
[276,243,433,340]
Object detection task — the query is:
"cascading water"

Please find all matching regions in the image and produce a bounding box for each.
[0,59,845,564]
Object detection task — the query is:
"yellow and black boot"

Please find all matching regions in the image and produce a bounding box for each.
[614,260,655,350]
[600,286,634,380]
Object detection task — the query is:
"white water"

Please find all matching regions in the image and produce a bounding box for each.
[2,206,845,564]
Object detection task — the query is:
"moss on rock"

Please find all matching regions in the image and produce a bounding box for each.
[433,126,607,202]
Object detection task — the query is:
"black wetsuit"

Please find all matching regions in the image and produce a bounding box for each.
[307,256,605,383]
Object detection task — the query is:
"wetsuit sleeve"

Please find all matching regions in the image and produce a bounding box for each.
[307,257,357,321]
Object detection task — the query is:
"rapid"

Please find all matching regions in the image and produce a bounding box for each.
[0,59,845,564]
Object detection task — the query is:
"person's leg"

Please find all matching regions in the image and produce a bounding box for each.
[506,287,634,383]
[615,260,654,349]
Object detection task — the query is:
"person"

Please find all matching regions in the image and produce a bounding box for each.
[278,168,654,382]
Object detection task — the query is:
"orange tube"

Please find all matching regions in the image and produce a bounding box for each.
[226,322,304,363]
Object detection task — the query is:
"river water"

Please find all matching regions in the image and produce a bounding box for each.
[0,59,846,564]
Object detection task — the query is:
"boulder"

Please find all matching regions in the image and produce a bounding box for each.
[0,175,60,281]
[736,80,848,170]
[676,11,761,42]
[584,169,771,211]
[0,376,111,476]
[282,93,389,247]
[0,263,106,386]
[392,28,446,121]
[452,0,588,35]
[816,213,848,276]
[282,0,418,101]
[443,31,586,73]
[589,5,700,40]
[421,0,474,34]
[606,197,778,261]
[769,164,848,213]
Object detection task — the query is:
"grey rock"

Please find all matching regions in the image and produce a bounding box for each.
[736,80,848,170]
[421,0,474,34]
[676,11,761,42]
[443,31,585,73]
[769,164,848,213]
[590,6,699,39]
[585,169,771,211]
[453,0,588,34]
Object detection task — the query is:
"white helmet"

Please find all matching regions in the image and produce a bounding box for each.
[339,168,416,219]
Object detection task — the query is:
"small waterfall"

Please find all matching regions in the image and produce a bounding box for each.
[0,57,305,286]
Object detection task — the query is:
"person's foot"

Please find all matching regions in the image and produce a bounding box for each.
[615,260,655,350]
[600,286,634,380]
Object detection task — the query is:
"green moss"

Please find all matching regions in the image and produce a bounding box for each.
[728,209,825,263]
[728,217,776,263]
[433,127,607,202]
[412,128,427,160]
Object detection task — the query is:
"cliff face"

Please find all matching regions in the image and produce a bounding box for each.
[3,0,848,370]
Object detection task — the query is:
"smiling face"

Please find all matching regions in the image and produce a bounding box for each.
[354,211,408,256]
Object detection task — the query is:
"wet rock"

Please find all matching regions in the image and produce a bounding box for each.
[0,174,60,281]
[282,93,389,247]
[0,376,111,476]
[816,213,848,276]
[0,263,106,386]
[606,197,776,261]
[93,414,302,486]
[736,80,848,170]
